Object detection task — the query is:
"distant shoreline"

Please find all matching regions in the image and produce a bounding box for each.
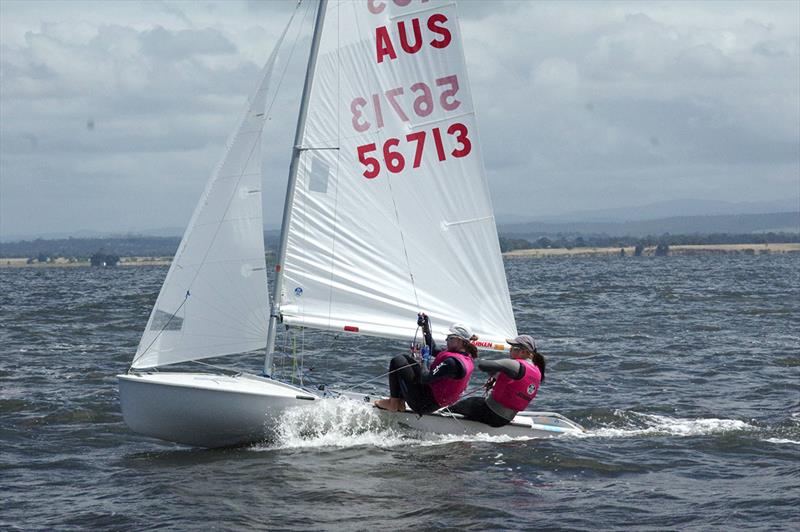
[504,242,800,258]
[2,243,799,268]
[0,257,173,268]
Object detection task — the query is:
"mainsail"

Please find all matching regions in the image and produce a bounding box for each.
[132,28,290,370]
[277,0,517,349]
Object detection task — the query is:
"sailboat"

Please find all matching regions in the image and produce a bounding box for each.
[118,0,584,448]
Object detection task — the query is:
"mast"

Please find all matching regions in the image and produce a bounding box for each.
[265,0,328,375]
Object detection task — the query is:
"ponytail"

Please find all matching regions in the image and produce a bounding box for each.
[463,335,479,359]
[531,350,546,383]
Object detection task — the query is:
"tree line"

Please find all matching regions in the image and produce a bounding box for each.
[498,232,800,253]
[1,231,797,259]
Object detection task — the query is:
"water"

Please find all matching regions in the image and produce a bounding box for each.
[1,255,798,530]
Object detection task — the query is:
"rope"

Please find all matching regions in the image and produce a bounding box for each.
[385,174,421,310]
[337,361,420,393]
[133,5,305,370]
[265,0,310,121]
[131,290,190,367]
[191,359,246,375]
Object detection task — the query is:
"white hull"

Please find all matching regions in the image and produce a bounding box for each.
[386,409,584,438]
[119,372,583,448]
[118,372,316,448]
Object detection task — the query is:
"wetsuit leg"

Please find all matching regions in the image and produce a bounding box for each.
[449,397,511,427]
[387,354,438,414]
[388,355,419,398]
[402,383,438,414]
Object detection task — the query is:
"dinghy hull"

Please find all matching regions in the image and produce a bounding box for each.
[118,372,317,448]
[384,409,584,438]
[119,373,584,447]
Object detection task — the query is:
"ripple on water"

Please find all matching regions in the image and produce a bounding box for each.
[1,255,798,529]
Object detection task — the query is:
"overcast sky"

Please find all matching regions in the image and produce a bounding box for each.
[1,0,798,239]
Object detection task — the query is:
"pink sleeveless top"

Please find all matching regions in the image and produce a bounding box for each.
[429,351,474,407]
[491,359,540,412]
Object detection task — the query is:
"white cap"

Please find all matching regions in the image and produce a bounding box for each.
[448,323,473,341]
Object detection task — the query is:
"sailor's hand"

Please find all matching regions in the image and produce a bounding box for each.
[484,377,496,391]
[417,312,428,327]
[421,345,431,364]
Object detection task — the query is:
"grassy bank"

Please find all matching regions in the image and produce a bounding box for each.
[0,257,172,268]
[504,242,800,258]
[2,243,798,268]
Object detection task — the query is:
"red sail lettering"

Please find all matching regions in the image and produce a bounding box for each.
[427,13,451,49]
[367,0,386,14]
[375,26,397,63]
[398,18,422,54]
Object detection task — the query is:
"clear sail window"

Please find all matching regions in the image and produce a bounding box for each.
[150,309,184,331]
[309,157,329,193]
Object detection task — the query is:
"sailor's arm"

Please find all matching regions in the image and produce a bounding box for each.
[420,357,465,384]
[478,359,524,379]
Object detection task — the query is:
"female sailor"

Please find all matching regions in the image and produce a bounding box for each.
[374,314,477,414]
[449,334,544,427]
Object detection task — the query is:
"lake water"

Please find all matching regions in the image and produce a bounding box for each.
[1,254,798,530]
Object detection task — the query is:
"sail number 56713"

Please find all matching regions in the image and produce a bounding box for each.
[351,75,460,133]
[356,123,471,179]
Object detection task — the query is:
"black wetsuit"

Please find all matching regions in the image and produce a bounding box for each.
[449,359,525,427]
[387,352,467,415]
[387,315,468,414]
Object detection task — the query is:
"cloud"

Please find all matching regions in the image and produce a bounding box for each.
[462,1,799,210]
[139,26,237,59]
[0,0,797,237]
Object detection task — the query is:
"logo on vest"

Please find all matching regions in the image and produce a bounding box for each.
[527,383,536,395]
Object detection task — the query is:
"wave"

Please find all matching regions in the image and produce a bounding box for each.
[252,401,788,450]
[763,438,800,445]
[252,397,534,451]
[580,411,755,438]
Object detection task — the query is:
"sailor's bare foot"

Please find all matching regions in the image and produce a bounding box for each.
[374,398,394,411]
[392,398,407,412]
[374,397,407,412]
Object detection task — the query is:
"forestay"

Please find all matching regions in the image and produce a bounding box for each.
[132,30,289,370]
[279,0,516,349]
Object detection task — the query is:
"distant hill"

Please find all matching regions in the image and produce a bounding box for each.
[502,198,800,224]
[2,213,797,259]
[499,212,799,239]
[0,231,282,259]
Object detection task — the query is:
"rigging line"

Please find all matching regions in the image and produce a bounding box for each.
[191,359,248,375]
[264,2,307,315]
[324,0,342,333]
[437,405,469,430]
[384,173,421,311]
[299,320,305,386]
[265,0,311,120]
[140,5,296,362]
[338,361,420,393]
[268,0,313,330]
[460,385,487,399]
[291,5,314,335]
[132,290,191,365]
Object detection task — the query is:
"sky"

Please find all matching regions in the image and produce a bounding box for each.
[1,0,798,239]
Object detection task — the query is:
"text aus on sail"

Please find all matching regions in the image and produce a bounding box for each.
[352,5,471,180]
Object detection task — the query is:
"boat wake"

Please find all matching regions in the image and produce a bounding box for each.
[581,411,755,439]
[255,397,536,450]
[264,397,404,449]
[763,438,800,445]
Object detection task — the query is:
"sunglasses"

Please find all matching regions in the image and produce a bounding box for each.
[446,335,463,341]
[510,345,530,354]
